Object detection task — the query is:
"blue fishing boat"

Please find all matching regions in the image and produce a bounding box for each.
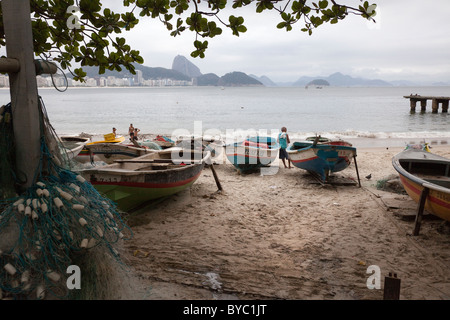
[287,139,357,182]
[224,136,280,173]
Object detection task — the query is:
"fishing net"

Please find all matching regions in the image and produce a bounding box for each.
[0,97,133,300]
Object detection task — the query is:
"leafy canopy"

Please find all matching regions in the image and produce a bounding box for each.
[0,0,376,81]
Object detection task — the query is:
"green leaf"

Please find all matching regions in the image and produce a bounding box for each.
[319,0,328,9]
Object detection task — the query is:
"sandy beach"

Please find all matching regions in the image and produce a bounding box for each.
[115,143,450,300]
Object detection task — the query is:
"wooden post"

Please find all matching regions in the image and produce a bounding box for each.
[353,155,361,188]
[2,0,41,190]
[0,57,20,73]
[409,99,417,113]
[209,164,223,192]
[442,100,449,113]
[383,273,401,300]
[413,187,429,236]
[431,99,439,113]
[420,99,427,112]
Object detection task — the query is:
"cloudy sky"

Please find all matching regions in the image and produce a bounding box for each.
[102,1,450,83]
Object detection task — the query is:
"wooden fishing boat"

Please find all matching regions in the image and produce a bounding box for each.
[75,135,126,163]
[83,142,156,164]
[153,135,176,149]
[80,149,211,211]
[287,139,357,182]
[176,135,219,158]
[392,148,450,222]
[306,136,331,143]
[224,136,279,173]
[59,136,89,159]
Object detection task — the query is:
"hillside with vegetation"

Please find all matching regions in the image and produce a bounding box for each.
[217,72,263,87]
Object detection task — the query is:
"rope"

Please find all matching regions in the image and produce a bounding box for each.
[36,58,68,93]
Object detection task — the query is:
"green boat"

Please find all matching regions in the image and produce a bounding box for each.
[80,148,210,211]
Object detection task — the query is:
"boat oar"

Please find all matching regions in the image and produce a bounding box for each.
[353,154,361,187]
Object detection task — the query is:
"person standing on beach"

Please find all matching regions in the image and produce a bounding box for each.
[128,124,134,137]
[134,128,140,140]
[278,127,292,169]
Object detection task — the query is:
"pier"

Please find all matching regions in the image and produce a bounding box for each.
[404,95,450,113]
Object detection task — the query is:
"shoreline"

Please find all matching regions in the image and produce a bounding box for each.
[67,131,450,149]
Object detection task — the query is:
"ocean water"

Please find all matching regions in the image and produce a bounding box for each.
[1,85,448,147]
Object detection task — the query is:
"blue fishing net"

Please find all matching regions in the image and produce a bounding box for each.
[0,97,132,300]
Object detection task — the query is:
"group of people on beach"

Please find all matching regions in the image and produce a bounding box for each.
[111,124,140,141]
[129,124,140,141]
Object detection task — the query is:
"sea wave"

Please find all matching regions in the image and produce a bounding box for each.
[287,130,450,141]
[71,129,450,149]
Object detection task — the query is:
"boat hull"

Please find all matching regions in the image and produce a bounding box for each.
[89,167,203,211]
[81,150,209,211]
[60,136,89,159]
[287,141,356,181]
[224,137,279,172]
[392,149,450,222]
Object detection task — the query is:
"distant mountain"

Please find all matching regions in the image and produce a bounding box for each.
[218,72,263,87]
[306,79,330,86]
[139,66,191,81]
[293,72,392,87]
[71,59,444,88]
[196,73,221,86]
[170,56,264,86]
[172,55,202,78]
[81,64,190,81]
[291,75,317,87]
[249,74,277,87]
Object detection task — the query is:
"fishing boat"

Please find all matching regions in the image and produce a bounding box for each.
[80,148,211,211]
[83,142,156,164]
[287,138,357,182]
[224,136,279,173]
[75,134,126,163]
[176,135,219,158]
[392,147,450,222]
[59,136,89,159]
[306,136,331,143]
[153,135,176,149]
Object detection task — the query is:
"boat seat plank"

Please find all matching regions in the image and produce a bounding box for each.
[114,159,174,163]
